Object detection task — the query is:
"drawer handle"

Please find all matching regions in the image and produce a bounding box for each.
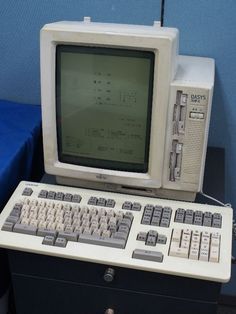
[105,309,114,314]
[104,267,115,282]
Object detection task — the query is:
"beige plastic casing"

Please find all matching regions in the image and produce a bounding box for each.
[40,18,214,201]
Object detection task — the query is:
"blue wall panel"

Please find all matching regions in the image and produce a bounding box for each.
[0,0,236,298]
[0,0,236,209]
[0,0,160,104]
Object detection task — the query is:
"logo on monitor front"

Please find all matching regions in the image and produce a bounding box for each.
[96,174,107,180]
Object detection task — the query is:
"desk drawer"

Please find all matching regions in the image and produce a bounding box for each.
[12,273,218,314]
[8,250,220,302]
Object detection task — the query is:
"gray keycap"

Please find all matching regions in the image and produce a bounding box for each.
[132,202,141,211]
[195,211,203,218]
[151,216,160,226]
[203,217,212,227]
[55,192,64,200]
[122,201,132,210]
[1,222,14,231]
[37,228,57,238]
[184,216,193,224]
[157,234,167,244]
[119,218,131,228]
[22,187,33,196]
[118,225,129,234]
[160,218,170,227]
[64,193,73,202]
[47,191,56,199]
[204,211,212,219]
[137,232,147,241]
[106,199,115,208]
[213,213,222,220]
[193,217,203,225]
[144,208,153,216]
[132,249,163,262]
[72,194,81,203]
[38,190,48,198]
[112,231,128,241]
[162,212,171,219]
[42,235,55,246]
[10,208,21,217]
[6,216,19,224]
[153,210,162,218]
[88,197,97,205]
[78,234,126,248]
[212,219,222,228]
[148,230,158,238]
[154,206,162,211]
[142,216,151,225]
[145,204,154,210]
[13,223,37,235]
[55,237,67,247]
[185,209,194,216]
[123,212,134,221]
[176,208,185,215]
[163,207,172,214]
[97,198,106,206]
[12,203,23,211]
[58,231,79,241]
[146,236,156,246]
[175,214,184,223]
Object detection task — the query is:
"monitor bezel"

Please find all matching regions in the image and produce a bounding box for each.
[40,21,178,189]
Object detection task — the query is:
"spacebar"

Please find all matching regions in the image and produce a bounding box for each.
[78,234,125,249]
[132,249,163,262]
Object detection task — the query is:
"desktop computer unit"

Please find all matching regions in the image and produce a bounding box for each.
[0,18,233,314]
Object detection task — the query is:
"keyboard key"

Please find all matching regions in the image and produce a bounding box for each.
[106,199,115,208]
[38,190,48,198]
[169,243,188,258]
[42,235,55,246]
[137,232,147,241]
[37,228,57,238]
[78,234,126,248]
[157,234,167,244]
[132,249,163,263]
[13,223,37,235]
[72,194,81,203]
[1,222,14,231]
[55,237,67,247]
[88,197,97,205]
[55,192,64,201]
[47,191,56,199]
[22,188,33,196]
[122,201,132,210]
[209,246,220,263]
[64,193,73,202]
[132,202,141,211]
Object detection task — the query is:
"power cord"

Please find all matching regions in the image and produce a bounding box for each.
[160,0,165,26]
[199,190,236,264]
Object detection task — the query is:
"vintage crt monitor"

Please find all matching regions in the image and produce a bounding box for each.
[40,17,215,201]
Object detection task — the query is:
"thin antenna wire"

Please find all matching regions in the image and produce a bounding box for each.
[160,0,165,26]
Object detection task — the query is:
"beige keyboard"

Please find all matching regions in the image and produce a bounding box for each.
[0,181,233,282]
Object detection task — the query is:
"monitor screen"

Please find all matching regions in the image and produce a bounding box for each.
[56,45,154,172]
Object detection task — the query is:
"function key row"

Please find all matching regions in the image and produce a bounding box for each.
[38,190,81,203]
[137,230,167,246]
[141,205,172,228]
[175,208,222,228]
[88,197,115,208]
